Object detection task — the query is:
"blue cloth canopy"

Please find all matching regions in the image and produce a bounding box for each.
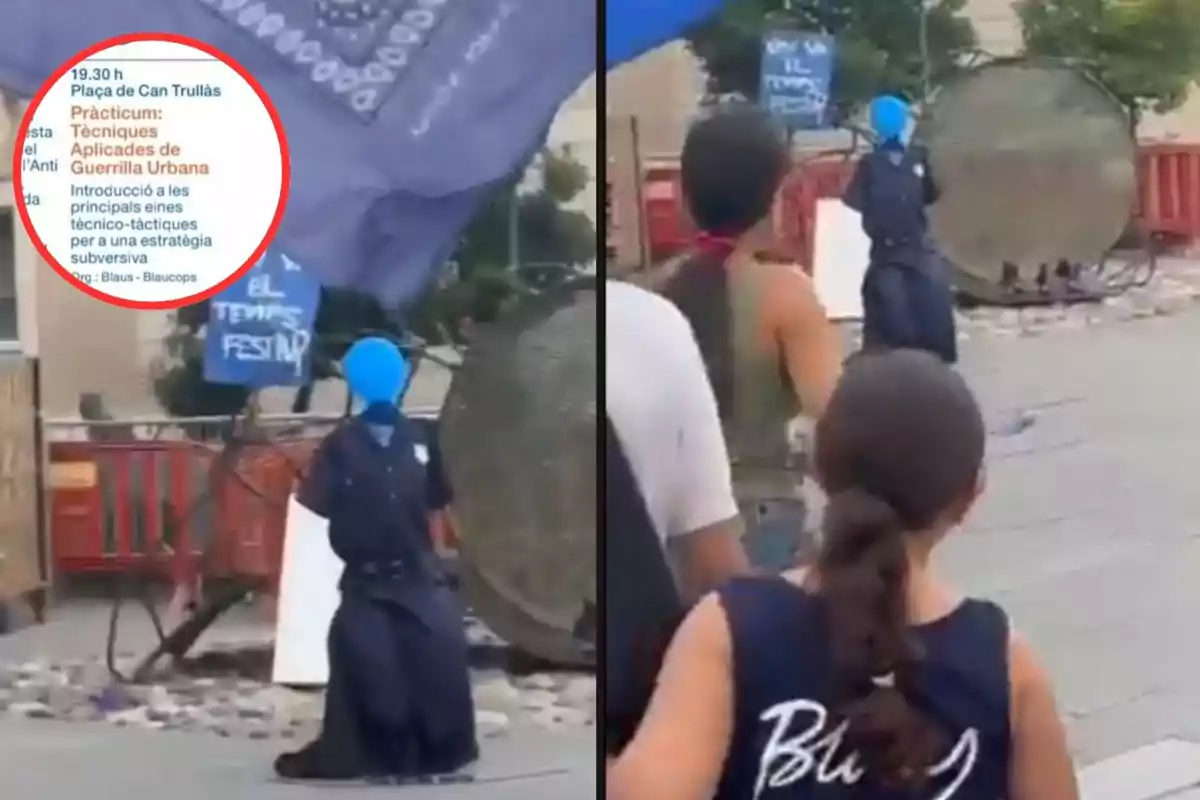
[0,0,595,307]
[606,0,728,70]
[1,0,731,305]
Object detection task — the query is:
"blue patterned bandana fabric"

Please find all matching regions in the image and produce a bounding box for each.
[0,0,596,305]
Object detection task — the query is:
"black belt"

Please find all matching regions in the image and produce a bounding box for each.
[346,559,415,579]
[344,558,452,589]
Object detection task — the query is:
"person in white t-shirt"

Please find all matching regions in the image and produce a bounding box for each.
[605,279,751,599]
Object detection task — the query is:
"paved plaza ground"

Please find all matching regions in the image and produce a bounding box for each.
[0,601,597,799]
[942,309,1200,798]
[0,717,595,799]
[7,293,1200,796]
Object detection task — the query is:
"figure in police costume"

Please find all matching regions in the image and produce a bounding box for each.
[844,94,958,363]
[274,337,477,782]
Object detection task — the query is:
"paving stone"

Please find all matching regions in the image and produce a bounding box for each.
[1079,739,1200,800]
[1163,787,1200,799]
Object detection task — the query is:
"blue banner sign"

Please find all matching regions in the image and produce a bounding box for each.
[203,249,322,388]
[760,31,835,129]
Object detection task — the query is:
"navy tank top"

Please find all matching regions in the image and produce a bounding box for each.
[714,577,1011,800]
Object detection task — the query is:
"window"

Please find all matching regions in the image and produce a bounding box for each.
[0,209,18,343]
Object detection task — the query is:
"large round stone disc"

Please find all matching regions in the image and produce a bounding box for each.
[916,59,1137,284]
[440,281,596,666]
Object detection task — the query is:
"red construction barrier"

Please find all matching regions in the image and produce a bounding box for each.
[620,143,1200,269]
[1138,144,1200,239]
[49,441,211,576]
[48,439,321,590]
[207,440,320,582]
[641,165,691,260]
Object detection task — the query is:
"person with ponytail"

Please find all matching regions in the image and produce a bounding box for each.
[644,106,842,572]
[608,349,1078,800]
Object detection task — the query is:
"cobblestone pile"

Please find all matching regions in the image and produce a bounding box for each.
[955,259,1200,340]
[0,618,595,741]
[838,259,1200,344]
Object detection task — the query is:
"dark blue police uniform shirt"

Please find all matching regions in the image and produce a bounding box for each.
[843,140,940,267]
[297,413,454,571]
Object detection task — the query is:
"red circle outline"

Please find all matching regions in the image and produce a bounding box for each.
[11,32,291,311]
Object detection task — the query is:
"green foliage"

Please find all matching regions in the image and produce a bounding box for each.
[404,147,596,346]
[153,146,596,419]
[685,0,978,119]
[1018,0,1200,119]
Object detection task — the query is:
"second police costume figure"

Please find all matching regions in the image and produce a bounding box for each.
[274,337,478,783]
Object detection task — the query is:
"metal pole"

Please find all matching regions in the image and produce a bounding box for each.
[918,0,931,101]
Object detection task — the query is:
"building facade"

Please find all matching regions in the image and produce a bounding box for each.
[552,78,600,224]
[605,42,709,157]
[2,92,160,419]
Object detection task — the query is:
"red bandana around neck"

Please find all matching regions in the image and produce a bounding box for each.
[693,232,739,260]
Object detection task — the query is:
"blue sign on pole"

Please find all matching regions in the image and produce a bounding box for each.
[759,31,836,129]
[203,249,322,388]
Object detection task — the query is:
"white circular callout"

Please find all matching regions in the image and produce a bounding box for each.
[14,34,289,310]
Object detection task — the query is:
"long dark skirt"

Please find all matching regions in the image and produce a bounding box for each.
[275,582,479,781]
[861,258,958,364]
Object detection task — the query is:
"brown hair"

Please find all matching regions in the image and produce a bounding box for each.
[662,107,790,418]
[812,349,986,788]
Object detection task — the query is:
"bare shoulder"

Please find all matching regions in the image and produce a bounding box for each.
[1008,629,1050,690]
[766,260,816,285]
[1007,627,1061,725]
[758,262,829,335]
[658,591,736,674]
[650,593,734,709]
[1006,626,1080,799]
[608,591,736,800]
[763,262,824,312]
[677,591,734,652]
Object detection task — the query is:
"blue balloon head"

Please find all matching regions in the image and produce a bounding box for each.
[868,95,911,143]
[342,337,409,406]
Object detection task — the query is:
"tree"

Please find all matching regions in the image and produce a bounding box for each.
[152,146,596,420]
[685,0,978,121]
[1018,0,1200,126]
[404,147,596,346]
